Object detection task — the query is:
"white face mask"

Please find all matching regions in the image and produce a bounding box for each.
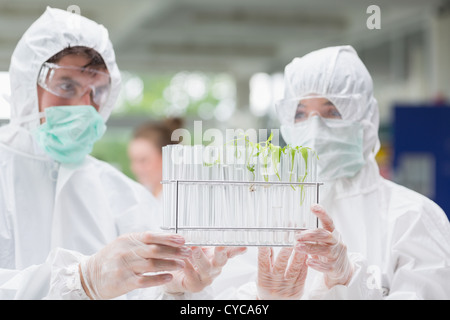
[281,116,365,181]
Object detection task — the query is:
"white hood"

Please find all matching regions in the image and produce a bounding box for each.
[0,7,121,153]
[280,45,382,197]
[282,45,380,159]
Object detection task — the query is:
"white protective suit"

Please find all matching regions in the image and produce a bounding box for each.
[158,45,450,300]
[0,7,164,299]
[272,45,450,299]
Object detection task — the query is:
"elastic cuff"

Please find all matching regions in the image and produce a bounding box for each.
[67,263,91,300]
[46,248,92,300]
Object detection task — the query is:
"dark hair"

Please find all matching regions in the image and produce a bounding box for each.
[133,118,184,153]
[46,45,107,69]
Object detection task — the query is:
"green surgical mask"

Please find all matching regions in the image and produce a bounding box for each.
[281,115,365,181]
[33,105,106,164]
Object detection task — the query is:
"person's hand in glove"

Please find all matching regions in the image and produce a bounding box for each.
[295,204,354,288]
[164,246,247,294]
[79,232,192,300]
[257,247,308,300]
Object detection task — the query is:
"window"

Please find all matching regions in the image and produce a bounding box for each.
[249,72,283,117]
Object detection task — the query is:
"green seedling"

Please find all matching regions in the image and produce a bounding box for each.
[223,132,317,204]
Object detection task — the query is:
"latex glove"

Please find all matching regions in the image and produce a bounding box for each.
[79,232,192,300]
[164,246,247,294]
[257,247,308,300]
[295,204,354,288]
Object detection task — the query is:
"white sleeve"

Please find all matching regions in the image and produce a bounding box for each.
[384,203,450,300]
[0,265,50,299]
[44,248,91,300]
[0,248,91,300]
[304,252,383,300]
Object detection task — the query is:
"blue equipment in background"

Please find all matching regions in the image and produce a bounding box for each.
[393,105,450,220]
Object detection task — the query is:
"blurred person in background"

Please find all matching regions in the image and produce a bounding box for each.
[128,118,183,201]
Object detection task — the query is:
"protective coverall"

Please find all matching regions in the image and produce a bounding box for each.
[221,46,450,300]
[0,7,163,299]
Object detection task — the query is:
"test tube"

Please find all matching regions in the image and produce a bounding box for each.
[247,148,258,245]
[193,145,203,243]
[211,156,222,245]
[280,152,289,245]
[203,147,213,244]
[161,146,169,231]
[185,146,195,243]
[222,164,233,244]
[234,163,245,245]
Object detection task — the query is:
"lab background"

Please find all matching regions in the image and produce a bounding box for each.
[0,0,449,220]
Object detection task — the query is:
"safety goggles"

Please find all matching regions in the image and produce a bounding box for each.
[37,62,111,108]
[275,94,363,126]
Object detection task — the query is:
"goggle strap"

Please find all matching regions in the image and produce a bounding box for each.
[10,111,46,125]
